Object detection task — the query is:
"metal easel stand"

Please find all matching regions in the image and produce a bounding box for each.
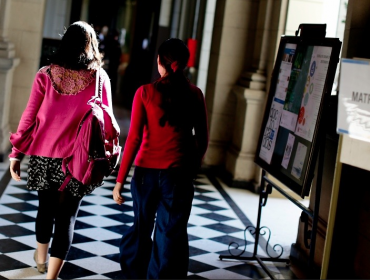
[219,142,325,279]
[218,168,291,279]
[219,24,327,279]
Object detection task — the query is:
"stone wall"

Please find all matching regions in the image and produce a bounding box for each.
[7,0,47,133]
[203,0,258,166]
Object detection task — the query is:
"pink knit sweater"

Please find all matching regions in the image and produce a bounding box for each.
[9,65,112,159]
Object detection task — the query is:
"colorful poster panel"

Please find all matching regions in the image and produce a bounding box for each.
[259,43,297,164]
[281,133,295,169]
[275,43,297,101]
[291,142,308,179]
[259,99,284,164]
[280,46,314,132]
[295,46,332,141]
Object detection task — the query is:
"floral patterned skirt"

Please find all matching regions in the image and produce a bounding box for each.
[27,156,100,197]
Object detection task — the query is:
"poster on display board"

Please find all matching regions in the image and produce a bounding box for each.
[255,35,342,198]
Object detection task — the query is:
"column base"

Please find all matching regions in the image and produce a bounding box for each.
[224,84,265,190]
[201,164,260,193]
[226,145,256,181]
[203,141,227,166]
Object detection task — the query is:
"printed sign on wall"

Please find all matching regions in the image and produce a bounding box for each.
[337,59,370,142]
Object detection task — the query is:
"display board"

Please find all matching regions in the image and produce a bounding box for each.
[255,34,342,198]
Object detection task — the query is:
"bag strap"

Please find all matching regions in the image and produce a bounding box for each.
[95,67,101,99]
[58,174,72,192]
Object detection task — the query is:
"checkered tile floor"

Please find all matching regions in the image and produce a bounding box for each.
[0,157,296,279]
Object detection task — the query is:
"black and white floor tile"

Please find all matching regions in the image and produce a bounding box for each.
[0,156,297,279]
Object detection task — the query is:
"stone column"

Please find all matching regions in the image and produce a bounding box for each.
[203,0,260,167]
[225,86,265,186]
[225,0,288,185]
[7,0,47,135]
[0,0,20,161]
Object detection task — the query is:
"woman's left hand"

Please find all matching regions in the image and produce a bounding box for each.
[113,182,125,205]
[10,160,21,181]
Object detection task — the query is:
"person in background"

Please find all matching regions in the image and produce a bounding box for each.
[112,38,209,279]
[9,21,113,279]
[98,25,109,53]
[104,28,122,96]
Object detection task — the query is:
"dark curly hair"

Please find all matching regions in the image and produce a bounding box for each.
[154,38,195,130]
[51,21,103,70]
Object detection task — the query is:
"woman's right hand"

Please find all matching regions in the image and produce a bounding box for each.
[10,160,21,181]
[113,182,125,205]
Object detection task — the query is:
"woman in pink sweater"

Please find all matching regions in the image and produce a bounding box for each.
[9,21,112,279]
[112,38,209,279]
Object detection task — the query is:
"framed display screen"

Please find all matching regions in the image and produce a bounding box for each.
[254,35,342,198]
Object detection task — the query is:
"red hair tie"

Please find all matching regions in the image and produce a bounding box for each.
[171,61,179,72]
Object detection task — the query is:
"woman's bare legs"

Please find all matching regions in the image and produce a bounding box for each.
[36,241,49,263]
[46,257,65,279]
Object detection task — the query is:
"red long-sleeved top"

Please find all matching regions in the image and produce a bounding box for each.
[116,83,208,183]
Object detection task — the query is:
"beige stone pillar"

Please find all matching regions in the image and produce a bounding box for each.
[225,86,265,184]
[0,0,20,160]
[204,0,260,166]
[7,0,47,134]
[225,0,288,184]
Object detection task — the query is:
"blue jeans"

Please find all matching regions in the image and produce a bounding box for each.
[119,167,194,279]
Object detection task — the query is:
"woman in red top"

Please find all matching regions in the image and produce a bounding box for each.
[113,38,208,279]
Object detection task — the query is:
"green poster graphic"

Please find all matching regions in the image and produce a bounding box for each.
[283,46,314,114]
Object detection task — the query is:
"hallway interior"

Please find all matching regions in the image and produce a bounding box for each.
[0,104,309,279]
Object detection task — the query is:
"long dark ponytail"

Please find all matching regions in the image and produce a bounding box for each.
[154,38,194,131]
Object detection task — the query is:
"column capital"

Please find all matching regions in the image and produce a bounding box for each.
[0,40,15,59]
[0,56,20,71]
[240,71,267,82]
[238,70,267,90]
[232,84,266,104]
